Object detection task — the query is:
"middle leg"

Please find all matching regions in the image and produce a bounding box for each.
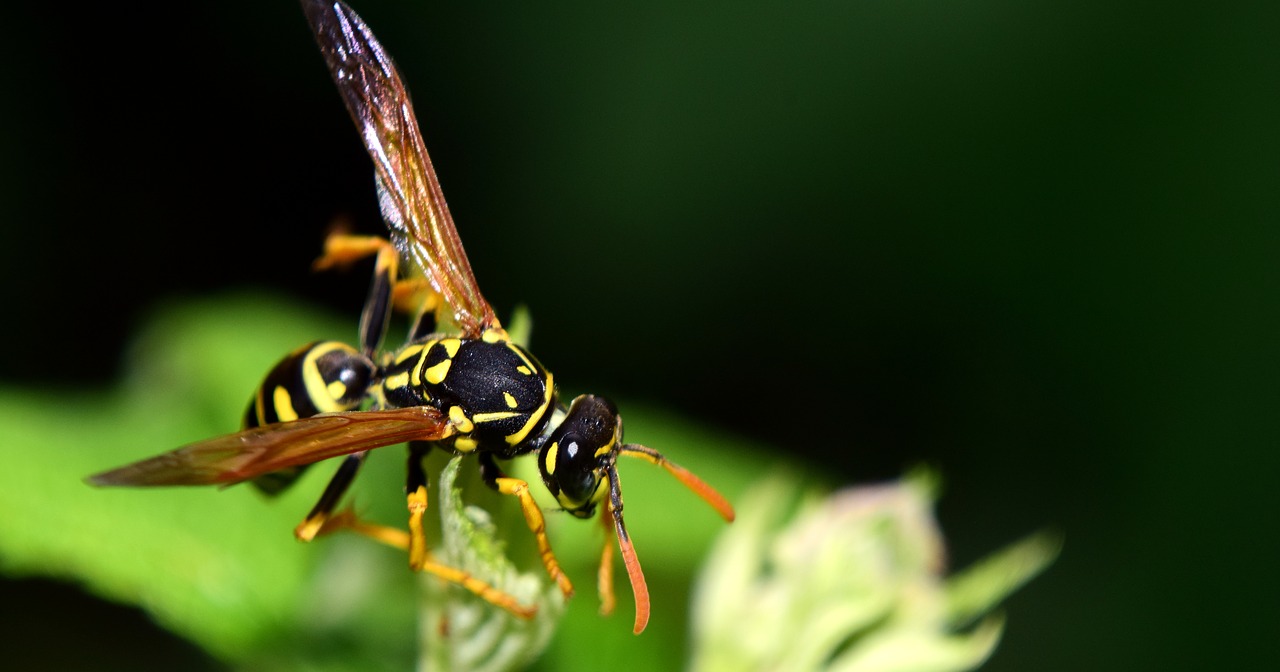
[478,452,575,598]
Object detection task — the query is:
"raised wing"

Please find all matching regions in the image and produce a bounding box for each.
[87,407,451,487]
[303,0,498,337]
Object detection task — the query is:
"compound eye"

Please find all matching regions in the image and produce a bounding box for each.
[555,433,599,505]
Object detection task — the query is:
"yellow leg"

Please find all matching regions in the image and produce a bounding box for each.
[598,506,617,615]
[314,233,437,313]
[403,484,538,618]
[295,490,537,620]
[305,507,413,549]
[494,477,575,598]
[407,485,431,570]
[392,278,438,315]
[294,453,369,542]
[295,511,326,542]
[313,233,397,272]
[315,232,444,338]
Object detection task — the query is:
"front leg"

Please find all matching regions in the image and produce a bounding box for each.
[478,452,574,598]
[399,442,538,619]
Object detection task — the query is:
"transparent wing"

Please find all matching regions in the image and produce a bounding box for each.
[86,407,451,487]
[303,0,498,337]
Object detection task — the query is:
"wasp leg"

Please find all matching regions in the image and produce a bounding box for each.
[312,509,410,549]
[295,451,368,541]
[597,505,618,615]
[314,233,444,350]
[313,234,399,355]
[400,281,442,342]
[400,443,538,618]
[295,447,411,549]
[308,507,534,618]
[404,442,433,570]
[478,453,575,598]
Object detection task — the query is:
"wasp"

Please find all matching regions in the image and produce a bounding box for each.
[87,0,733,635]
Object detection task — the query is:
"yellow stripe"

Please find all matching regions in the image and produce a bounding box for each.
[273,386,298,422]
[395,344,424,365]
[302,344,339,412]
[424,359,452,385]
[411,344,430,386]
[507,343,538,377]
[449,406,474,434]
[473,411,519,424]
[326,379,347,400]
[505,372,553,446]
[594,434,617,458]
[544,442,558,475]
[386,370,411,391]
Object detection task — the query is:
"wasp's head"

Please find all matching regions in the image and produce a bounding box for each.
[536,394,621,518]
[535,392,736,635]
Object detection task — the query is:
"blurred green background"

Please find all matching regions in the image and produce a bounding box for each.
[2,1,1277,670]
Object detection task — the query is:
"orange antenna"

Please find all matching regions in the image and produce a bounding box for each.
[607,463,651,634]
[619,444,736,522]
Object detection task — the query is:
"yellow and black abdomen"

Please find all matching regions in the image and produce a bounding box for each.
[382,336,555,458]
[244,340,377,494]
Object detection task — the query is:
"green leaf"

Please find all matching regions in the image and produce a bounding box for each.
[417,456,563,672]
[0,293,758,670]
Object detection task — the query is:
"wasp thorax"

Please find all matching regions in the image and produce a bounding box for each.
[537,395,621,516]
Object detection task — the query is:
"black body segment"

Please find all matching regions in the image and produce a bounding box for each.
[382,335,555,457]
[244,341,376,427]
[244,340,377,494]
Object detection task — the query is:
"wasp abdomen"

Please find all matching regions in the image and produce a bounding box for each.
[244,340,376,494]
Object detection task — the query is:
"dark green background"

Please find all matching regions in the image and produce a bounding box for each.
[3,1,1276,669]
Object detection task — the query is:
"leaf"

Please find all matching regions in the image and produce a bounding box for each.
[0,293,760,670]
[417,456,563,672]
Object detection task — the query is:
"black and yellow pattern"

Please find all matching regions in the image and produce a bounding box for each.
[88,0,735,636]
[243,341,376,495]
[381,335,555,456]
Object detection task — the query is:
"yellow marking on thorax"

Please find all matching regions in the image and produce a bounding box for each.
[440,338,462,357]
[507,343,539,377]
[473,411,520,424]
[449,406,475,434]
[505,371,554,446]
[503,391,518,408]
[453,436,479,453]
[409,344,431,386]
[481,328,510,344]
[424,359,452,385]
[273,386,299,422]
